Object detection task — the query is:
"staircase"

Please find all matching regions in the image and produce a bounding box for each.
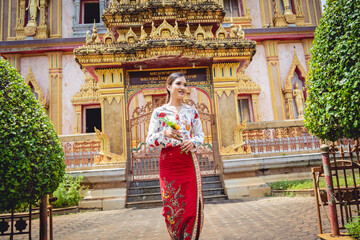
[126,175,227,208]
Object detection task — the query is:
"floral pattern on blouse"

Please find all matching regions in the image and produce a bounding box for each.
[146,104,205,149]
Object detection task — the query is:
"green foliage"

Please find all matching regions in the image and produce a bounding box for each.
[52,174,87,208]
[0,57,65,211]
[269,174,360,190]
[345,216,360,239]
[305,0,360,141]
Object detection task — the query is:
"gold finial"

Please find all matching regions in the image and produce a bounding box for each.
[86,30,92,45]
[140,25,147,41]
[184,23,192,39]
[150,21,157,38]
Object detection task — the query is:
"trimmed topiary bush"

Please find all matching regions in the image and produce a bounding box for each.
[0,57,65,211]
[304,0,360,141]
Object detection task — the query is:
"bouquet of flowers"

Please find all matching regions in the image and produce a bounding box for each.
[159,113,188,154]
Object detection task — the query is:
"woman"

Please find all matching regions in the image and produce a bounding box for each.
[146,72,205,240]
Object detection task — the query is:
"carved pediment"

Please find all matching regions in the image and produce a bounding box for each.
[25,65,48,108]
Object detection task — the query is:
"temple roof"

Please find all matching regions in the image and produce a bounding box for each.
[74,0,256,74]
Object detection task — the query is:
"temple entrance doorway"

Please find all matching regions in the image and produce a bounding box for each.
[126,68,217,180]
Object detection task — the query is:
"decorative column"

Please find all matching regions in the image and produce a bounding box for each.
[212,62,239,150]
[251,94,261,121]
[3,54,21,73]
[35,0,49,39]
[302,38,313,70]
[95,68,127,159]
[15,0,26,40]
[47,52,63,134]
[264,40,285,120]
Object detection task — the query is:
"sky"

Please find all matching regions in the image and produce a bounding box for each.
[321,0,326,11]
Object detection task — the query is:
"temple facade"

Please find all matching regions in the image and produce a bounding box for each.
[0,0,323,207]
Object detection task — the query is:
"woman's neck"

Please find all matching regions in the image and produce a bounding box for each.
[167,98,183,107]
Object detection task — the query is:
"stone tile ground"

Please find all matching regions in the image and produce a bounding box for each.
[2,197,332,240]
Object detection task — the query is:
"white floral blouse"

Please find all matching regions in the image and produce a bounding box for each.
[146,104,205,149]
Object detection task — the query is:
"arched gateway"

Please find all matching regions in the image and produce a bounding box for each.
[74,0,257,183]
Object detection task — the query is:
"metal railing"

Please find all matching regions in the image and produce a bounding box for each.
[242,120,320,154]
[59,134,100,169]
[312,138,360,236]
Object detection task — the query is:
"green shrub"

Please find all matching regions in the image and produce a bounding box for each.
[305,0,360,141]
[52,174,87,208]
[0,57,65,211]
[345,216,360,239]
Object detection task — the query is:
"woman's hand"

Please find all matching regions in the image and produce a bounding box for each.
[180,140,195,153]
[164,129,182,141]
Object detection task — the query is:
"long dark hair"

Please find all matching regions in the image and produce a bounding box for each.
[166,72,185,103]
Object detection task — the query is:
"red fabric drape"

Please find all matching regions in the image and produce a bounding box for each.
[159,146,204,240]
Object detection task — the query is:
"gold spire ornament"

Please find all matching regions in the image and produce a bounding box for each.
[184,23,192,39]
[86,30,92,45]
[140,25,148,41]
[91,21,101,44]
[150,21,158,38]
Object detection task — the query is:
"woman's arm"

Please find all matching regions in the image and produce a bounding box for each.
[190,109,205,148]
[146,110,167,147]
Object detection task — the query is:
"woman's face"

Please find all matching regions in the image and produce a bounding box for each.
[167,76,187,101]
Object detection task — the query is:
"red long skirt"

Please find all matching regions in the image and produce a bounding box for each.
[159,146,204,240]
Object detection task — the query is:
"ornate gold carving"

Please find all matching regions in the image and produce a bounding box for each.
[194,24,206,41]
[157,19,175,39]
[15,0,49,39]
[86,31,92,45]
[94,128,126,166]
[174,21,181,37]
[229,22,237,38]
[215,89,234,98]
[25,65,48,108]
[35,0,50,39]
[140,25,148,41]
[293,82,305,118]
[117,29,126,43]
[71,71,100,105]
[91,22,101,44]
[150,21,158,38]
[100,95,124,105]
[215,24,227,39]
[283,50,307,119]
[15,0,27,39]
[103,28,115,44]
[206,26,214,39]
[95,68,124,88]
[126,27,137,44]
[220,121,251,155]
[223,0,252,28]
[273,0,306,27]
[184,23,192,39]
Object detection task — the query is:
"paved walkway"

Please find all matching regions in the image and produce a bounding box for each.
[5,197,331,240]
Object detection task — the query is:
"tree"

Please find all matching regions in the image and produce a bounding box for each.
[0,57,65,211]
[304,0,360,141]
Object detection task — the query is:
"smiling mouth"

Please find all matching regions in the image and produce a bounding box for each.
[179,91,185,94]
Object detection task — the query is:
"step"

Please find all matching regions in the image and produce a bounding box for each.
[129,186,161,195]
[201,175,221,182]
[130,179,160,188]
[204,194,228,202]
[126,195,228,209]
[203,181,223,189]
[203,188,224,196]
[127,187,224,202]
[128,181,223,194]
[126,199,163,209]
[127,192,162,202]
[129,175,220,188]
